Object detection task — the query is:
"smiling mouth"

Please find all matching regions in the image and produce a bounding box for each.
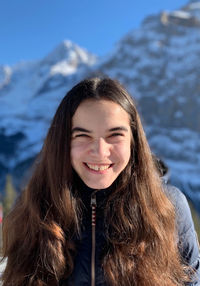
[84,163,113,171]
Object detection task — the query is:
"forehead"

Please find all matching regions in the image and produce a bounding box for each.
[72,99,130,127]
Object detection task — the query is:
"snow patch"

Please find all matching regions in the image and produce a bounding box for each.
[171,10,191,19]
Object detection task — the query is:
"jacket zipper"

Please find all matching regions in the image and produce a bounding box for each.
[91,191,97,286]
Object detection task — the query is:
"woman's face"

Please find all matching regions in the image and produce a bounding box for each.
[70,99,132,189]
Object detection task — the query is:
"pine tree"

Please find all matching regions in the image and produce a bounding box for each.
[3,174,17,217]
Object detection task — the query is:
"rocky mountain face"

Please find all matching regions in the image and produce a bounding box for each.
[0,40,97,191]
[93,0,200,211]
[0,1,200,212]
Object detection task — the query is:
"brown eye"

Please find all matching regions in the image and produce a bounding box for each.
[75,134,90,137]
[72,134,92,140]
[110,133,124,137]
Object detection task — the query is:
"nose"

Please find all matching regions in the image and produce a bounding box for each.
[89,138,111,158]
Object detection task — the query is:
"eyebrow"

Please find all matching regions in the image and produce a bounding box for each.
[71,126,129,134]
[109,127,128,132]
[71,127,92,134]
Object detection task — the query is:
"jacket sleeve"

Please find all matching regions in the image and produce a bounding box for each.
[167,185,200,285]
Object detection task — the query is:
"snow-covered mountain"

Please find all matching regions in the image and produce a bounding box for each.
[93,0,200,212]
[0,1,200,212]
[0,40,97,189]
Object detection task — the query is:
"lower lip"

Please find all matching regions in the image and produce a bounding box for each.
[83,163,113,174]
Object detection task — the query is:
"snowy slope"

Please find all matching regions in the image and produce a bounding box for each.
[0,1,200,212]
[93,0,200,211]
[0,40,97,187]
[0,41,96,154]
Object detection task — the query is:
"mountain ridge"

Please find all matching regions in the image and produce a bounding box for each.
[0,0,200,213]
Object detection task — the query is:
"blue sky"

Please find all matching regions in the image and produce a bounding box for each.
[0,0,188,66]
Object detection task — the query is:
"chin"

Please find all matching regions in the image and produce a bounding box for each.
[84,180,113,190]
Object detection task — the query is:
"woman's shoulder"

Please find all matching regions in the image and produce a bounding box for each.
[163,184,198,234]
[163,184,200,284]
[163,183,186,203]
[162,183,198,242]
[162,183,193,229]
[164,184,200,274]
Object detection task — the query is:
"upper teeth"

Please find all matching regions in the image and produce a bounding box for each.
[86,163,110,171]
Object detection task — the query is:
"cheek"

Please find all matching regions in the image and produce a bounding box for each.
[114,141,131,163]
[70,144,87,165]
[70,146,80,168]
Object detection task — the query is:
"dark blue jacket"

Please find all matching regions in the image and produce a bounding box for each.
[60,184,200,285]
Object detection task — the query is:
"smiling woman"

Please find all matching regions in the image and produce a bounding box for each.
[70,99,132,189]
[1,78,200,286]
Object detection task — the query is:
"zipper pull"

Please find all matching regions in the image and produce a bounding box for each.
[91,193,97,206]
[91,192,97,226]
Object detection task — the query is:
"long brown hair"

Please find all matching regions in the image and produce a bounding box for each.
[2,78,190,285]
